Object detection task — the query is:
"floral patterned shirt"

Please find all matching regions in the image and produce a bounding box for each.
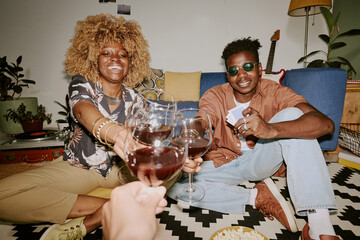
[62,75,136,178]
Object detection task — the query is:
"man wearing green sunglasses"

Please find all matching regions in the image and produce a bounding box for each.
[167,37,340,239]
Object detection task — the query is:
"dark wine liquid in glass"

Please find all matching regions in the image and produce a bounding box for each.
[132,124,173,145]
[127,147,185,186]
[171,137,210,158]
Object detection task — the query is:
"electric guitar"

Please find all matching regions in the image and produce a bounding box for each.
[262,30,285,85]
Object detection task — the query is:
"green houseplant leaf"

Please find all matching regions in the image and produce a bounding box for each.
[0,56,36,101]
[298,7,360,77]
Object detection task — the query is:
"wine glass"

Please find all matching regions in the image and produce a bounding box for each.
[172,108,212,203]
[122,110,188,187]
[118,89,178,184]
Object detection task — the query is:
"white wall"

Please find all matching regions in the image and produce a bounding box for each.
[0,0,329,127]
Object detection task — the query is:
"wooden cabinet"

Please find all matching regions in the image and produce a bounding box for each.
[325,88,359,158]
[341,88,360,123]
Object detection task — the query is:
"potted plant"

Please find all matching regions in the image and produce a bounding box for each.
[284,7,356,151]
[5,103,52,133]
[298,7,360,77]
[55,97,72,144]
[0,56,38,134]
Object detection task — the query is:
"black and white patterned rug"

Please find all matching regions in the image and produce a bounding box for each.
[0,163,359,240]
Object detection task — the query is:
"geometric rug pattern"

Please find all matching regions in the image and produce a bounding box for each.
[0,163,359,240]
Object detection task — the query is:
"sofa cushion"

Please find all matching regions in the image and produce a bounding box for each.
[177,101,199,111]
[282,68,347,151]
[134,68,165,100]
[87,187,112,199]
[164,71,202,101]
[200,72,227,98]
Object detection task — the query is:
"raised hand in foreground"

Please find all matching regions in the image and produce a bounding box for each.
[102,181,167,240]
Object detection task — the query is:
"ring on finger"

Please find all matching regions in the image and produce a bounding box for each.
[236,123,244,133]
[243,117,248,130]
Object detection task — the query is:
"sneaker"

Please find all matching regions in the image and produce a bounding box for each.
[300,223,341,240]
[40,217,86,240]
[254,178,298,232]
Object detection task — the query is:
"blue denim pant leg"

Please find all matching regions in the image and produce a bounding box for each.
[167,107,337,215]
[166,158,254,213]
[271,109,337,216]
[250,107,337,216]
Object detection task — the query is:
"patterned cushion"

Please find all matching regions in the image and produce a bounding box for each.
[134,68,165,100]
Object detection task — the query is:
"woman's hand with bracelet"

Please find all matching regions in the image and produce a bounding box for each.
[111,124,129,160]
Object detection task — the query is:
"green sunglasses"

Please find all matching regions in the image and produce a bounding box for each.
[227,62,257,77]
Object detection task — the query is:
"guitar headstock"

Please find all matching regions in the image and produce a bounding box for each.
[270,30,280,42]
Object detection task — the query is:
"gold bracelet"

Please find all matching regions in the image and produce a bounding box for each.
[91,116,106,136]
[96,119,114,144]
[104,122,119,148]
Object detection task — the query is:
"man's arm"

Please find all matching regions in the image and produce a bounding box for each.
[235,102,335,139]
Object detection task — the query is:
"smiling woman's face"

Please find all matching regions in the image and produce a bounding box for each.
[98,42,129,84]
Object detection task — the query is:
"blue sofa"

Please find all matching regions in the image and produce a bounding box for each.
[178,68,347,151]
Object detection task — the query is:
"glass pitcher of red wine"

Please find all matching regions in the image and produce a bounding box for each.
[122,110,188,187]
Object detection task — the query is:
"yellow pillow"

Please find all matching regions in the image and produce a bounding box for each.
[87,187,113,199]
[164,71,202,101]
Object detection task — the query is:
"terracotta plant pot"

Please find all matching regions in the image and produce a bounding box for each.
[21,119,44,133]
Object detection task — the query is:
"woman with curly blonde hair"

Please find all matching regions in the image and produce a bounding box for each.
[65,14,151,88]
[0,14,182,240]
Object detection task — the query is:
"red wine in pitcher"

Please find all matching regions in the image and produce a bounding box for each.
[127,147,185,186]
[132,124,173,144]
[171,137,209,158]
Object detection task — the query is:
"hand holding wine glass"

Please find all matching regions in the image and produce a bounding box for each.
[172,108,212,203]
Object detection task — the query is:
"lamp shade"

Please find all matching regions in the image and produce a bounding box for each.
[288,0,332,16]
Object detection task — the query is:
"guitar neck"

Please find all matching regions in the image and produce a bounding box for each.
[265,41,277,74]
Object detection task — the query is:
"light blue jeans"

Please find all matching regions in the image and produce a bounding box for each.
[167,107,337,216]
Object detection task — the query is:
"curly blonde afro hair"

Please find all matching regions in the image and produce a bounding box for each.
[65,14,151,88]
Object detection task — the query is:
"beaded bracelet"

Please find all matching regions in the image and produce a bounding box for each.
[91,116,107,136]
[96,119,114,144]
[104,122,119,148]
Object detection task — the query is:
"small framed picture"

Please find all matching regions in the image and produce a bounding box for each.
[117,4,131,15]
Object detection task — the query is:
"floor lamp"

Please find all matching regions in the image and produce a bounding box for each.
[288,0,332,68]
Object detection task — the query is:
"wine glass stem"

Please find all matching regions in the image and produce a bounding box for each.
[187,173,195,193]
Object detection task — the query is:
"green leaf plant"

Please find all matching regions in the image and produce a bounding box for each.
[298,7,360,77]
[0,56,36,101]
[54,95,72,131]
[5,103,52,124]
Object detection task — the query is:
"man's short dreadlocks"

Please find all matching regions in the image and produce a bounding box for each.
[221,37,262,67]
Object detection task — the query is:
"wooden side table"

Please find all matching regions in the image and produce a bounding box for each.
[341,88,360,123]
[324,87,360,158]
